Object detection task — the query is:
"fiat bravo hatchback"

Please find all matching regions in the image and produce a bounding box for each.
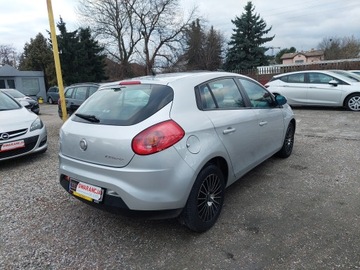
[59,71,295,232]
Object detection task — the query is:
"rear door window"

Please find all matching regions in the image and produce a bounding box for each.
[74,87,87,101]
[88,86,98,97]
[198,78,245,110]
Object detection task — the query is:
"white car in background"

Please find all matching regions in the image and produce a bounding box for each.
[265,70,360,111]
[348,70,360,76]
[0,90,47,161]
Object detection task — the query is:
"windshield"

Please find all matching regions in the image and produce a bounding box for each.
[74,84,173,126]
[3,89,26,98]
[0,92,22,111]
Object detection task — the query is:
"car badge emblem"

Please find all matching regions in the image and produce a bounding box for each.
[79,139,88,151]
[1,133,9,140]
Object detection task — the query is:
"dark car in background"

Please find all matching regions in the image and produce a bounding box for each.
[47,86,59,104]
[58,83,100,119]
[0,88,40,114]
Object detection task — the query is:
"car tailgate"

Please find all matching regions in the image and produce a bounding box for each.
[60,121,138,168]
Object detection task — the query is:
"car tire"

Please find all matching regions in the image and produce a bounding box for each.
[344,94,360,111]
[276,122,295,158]
[48,97,53,104]
[180,164,225,232]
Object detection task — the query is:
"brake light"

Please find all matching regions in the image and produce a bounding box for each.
[132,120,185,155]
[120,81,141,85]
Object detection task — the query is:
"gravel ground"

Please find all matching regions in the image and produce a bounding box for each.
[1,104,360,269]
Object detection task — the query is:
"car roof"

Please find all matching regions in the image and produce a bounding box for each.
[271,70,355,83]
[100,71,249,89]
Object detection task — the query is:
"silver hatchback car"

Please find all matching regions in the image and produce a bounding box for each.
[59,71,295,232]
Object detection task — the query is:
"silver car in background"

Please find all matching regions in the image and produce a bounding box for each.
[59,71,295,232]
[265,70,360,111]
[0,91,47,161]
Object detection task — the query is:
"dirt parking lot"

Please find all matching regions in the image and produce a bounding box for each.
[1,104,360,269]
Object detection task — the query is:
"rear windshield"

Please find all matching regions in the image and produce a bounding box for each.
[73,84,173,126]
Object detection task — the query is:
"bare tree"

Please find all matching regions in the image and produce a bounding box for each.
[0,44,18,67]
[77,0,141,78]
[77,0,196,76]
[319,36,360,60]
[132,0,196,73]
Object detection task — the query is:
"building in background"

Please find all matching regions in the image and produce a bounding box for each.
[281,49,324,64]
[0,64,46,101]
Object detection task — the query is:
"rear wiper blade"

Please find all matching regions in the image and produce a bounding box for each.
[75,113,100,123]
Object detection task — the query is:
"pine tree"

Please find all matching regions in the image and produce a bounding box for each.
[18,33,55,88]
[184,20,223,71]
[185,19,206,70]
[204,26,223,71]
[224,1,274,71]
[55,18,107,85]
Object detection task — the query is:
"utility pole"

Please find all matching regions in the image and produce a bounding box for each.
[46,0,68,121]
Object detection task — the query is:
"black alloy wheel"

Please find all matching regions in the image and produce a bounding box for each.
[180,164,225,232]
[276,122,295,158]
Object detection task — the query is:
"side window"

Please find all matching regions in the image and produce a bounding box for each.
[238,78,273,108]
[309,73,333,84]
[88,86,98,97]
[199,78,245,110]
[74,87,87,101]
[199,85,216,109]
[65,87,74,98]
[287,73,305,83]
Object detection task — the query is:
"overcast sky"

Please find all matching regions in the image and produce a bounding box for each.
[1,0,360,56]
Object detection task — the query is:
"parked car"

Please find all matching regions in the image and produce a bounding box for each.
[348,70,360,76]
[47,86,59,104]
[0,88,40,114]
[330,70,360,82]
[265,70,360,111]
[58,83,100,119]
[59,71,296,232]
[0,90,47,161]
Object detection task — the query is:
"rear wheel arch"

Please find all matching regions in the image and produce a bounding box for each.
[205,157,229,186]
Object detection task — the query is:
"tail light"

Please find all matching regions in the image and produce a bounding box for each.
[132,120,185,155]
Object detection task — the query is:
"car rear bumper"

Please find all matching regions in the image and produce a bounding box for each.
[59,175,183,219]
[58,150,196,214]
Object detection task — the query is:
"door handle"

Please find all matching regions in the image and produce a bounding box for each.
[259,121,268,126]
[223,127,236,134]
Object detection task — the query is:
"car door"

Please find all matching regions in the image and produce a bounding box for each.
[270,73,307,105]
[199,78,260,181]
[305,72,344,106]
[237,78,285,160]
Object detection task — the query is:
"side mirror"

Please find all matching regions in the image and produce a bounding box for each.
[329,80,339,86]
[275,94,287,106]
